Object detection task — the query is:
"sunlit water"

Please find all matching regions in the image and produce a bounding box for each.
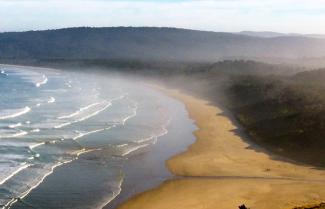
[0,65,193,209]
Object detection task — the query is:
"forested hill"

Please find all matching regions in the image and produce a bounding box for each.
[2,27,325,62]
[225,69,325,166]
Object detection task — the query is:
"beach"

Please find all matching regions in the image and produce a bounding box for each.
[118,88,325,209]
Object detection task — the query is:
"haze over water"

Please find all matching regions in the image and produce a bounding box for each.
[0,65,193,209]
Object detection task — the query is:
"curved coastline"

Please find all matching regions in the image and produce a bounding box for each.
[117,87,325,209]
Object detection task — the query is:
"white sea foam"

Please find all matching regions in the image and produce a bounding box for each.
[125,118,170,157]
[79,102,102,111]
[116,143,129,148]
[47,97,56,103]
[57,102,101,119]
[135,136,155,144]
[72,126,112,140]
[8,162,70,209]
[0,164,31,185]
[0,70,8,76]
[155,123,169,138]
[55,101,112,129]
[8,122,22,129]
[73,148,101,157]
[0,66,177,209]
[9,67,49,88]
[65,80,73,88]
[120,144,149,156]
[121,102,138,125]
[35,75,48,87]
[9,130,28,138]
[29,142,45,150]
[97,176,123,209]
[116,120,170,158]
[2,148,100,209]
[30,129,40,133]
[0,106,31,120]
[0,129,28,139]
[54,122,72,129]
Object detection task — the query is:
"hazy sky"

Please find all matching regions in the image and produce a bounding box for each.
[0,0,324,33]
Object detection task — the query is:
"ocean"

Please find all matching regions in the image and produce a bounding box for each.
[0,65,195,209]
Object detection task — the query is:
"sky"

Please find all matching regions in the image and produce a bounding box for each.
[0,0,324,33]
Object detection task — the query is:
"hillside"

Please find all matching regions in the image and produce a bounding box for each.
[2,27,325,62]
[225,69,325,166]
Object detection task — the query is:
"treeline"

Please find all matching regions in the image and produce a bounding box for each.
[2,27,325,62]
[225,70,325,166]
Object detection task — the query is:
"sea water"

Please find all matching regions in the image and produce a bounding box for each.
[0,65,194,209]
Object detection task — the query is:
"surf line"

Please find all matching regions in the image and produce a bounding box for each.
[0,107,31,120]
[35,75,48,87]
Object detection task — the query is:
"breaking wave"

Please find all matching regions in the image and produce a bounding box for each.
[0,107,31,120]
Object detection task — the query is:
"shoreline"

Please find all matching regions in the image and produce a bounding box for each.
[117,87,325,209]
[6,81,197,209]
[103,90,196,209]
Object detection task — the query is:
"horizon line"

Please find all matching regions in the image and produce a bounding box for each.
[1,26,324,37]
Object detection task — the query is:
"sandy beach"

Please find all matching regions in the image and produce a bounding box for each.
[118,88,325,209]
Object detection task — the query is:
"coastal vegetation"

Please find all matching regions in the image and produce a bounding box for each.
[2,27,325,67]
[226,70,325,166]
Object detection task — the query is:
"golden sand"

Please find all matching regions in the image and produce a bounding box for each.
[118,88,325,209]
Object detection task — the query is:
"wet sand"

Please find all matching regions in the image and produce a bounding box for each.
[118,88,325,209]
[104,94,196,209]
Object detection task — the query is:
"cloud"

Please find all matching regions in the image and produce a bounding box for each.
[0,0,324,33]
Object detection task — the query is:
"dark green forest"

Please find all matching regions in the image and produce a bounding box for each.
[2,27,325,63]
[226,71,325,166]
